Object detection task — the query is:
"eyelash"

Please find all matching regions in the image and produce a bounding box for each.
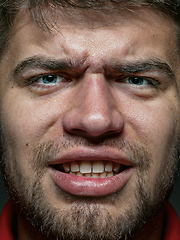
[116,75,160,88]
[24,73,160,96]
[25,74,71,86]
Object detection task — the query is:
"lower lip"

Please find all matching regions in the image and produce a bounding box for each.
[49,167,133,196]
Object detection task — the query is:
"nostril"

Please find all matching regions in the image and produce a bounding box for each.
[63,112,124,138]
[62,92,124,138]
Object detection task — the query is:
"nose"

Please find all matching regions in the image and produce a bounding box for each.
[62,74,124,139]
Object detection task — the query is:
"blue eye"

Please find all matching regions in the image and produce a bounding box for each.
[39,75,58,84]
[25,73,73,90]
[128,76,149,85]
[115,75,159,89]
[26,74,71,86]
[116,75,158,87]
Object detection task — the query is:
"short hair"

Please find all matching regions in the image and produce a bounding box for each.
[0,0,180,57]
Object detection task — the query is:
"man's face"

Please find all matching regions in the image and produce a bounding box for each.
[0,7,180,240]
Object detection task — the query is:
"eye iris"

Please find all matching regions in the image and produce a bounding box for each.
[42,75,57,84]
[129,76,144,85]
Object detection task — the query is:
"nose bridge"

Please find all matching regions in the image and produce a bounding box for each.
[76,72,120,136]
[80,73,111,117]
[62,72,124,137]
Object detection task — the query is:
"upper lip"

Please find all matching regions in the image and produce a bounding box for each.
[49,146,132,166]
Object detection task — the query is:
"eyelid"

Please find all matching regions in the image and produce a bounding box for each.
[116,75,160,88]
[24,73,70,86]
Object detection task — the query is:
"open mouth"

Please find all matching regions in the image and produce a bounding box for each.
[50,155,133,196]
[53,160,129,178]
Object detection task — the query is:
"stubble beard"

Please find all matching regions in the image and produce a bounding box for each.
[0,136,179,240]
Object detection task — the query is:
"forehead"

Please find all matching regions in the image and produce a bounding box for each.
[1,7,179,74]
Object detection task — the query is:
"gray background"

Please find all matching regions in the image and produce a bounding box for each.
[0,170,180,218]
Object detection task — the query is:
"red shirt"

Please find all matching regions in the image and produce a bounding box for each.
[0,200,179,239]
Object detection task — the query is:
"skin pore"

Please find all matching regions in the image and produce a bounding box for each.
[0,6,180,240]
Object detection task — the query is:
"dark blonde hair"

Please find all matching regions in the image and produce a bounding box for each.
[0,0,180,56]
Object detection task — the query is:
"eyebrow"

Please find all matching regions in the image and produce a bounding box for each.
[13,55,175,79]
[109,59,175,77]
[13,56,86,76]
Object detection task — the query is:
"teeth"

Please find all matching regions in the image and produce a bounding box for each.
[92,161,104,173]
[105,162,112,172]
[107,172,113,177]
[85,173,92,177]
[63,161,121,178]
[92,173,99,178]
[80,161,91,174]
[113,162,121,172]
[100,172,107,178]
[63,163,70,172]
[71,162,79,172]
[77,172,83,177]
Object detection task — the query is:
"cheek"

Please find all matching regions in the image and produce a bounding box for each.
[0,94,67,153]
[125,96,178,145]
[124,98,180,181]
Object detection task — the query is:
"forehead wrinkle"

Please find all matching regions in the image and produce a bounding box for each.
[4,7,179,89]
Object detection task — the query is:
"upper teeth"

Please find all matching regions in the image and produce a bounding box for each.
[62,161,120,178]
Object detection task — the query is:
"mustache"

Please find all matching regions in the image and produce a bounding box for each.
[31,135,152,172]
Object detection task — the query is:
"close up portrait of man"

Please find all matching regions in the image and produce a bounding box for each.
[0,0,179,239]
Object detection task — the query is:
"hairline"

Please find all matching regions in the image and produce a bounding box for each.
[1,1,180,60]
